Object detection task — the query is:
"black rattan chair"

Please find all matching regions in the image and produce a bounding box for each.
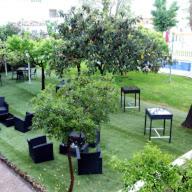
[27,135,54,163]
[0,97,9,118]
[14,112,34,133]
[16,70,25,80]
[76,145,102,175]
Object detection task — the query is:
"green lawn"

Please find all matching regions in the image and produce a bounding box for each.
[0,72,192,192]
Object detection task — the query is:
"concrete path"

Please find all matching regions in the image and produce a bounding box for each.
[0,160,35,192]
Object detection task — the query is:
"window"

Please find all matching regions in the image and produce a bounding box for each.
[49,9,59,18]
[31,0,42,2]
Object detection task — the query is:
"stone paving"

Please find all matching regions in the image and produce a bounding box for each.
[0,160,35,192]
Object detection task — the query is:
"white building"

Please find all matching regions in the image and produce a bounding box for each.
[0,0,80,33]
[0,0,191,34]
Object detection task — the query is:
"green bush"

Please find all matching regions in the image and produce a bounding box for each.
[135,27,169,72]
[110,144,192,192]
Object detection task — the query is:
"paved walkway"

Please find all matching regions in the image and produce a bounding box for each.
[0,160,35,192]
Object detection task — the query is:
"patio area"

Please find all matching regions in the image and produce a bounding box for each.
[0,71,192,191]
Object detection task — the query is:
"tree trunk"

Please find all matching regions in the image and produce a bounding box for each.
[41,66,45,90]
[67,145,74,192]
[190,0,192,31]
[97,65,104,75]
[4,57,8,76]
[77,64,81,76]
[182,105,192,128]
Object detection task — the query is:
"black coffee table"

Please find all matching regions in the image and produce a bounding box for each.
[121,86,141,112]
[144,108,173,143]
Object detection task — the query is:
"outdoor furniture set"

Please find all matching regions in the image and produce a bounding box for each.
[28,130,102,175]
[0,84,174,176]
[0,98,102,175]
[121,86,173,143]
[11,67,37,80]
[0,97,34,131]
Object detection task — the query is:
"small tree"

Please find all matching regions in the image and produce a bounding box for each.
[32,75,118,192]
[151,0,179,32]
[0,23,21,41]
[6,34,34,82]
[32,38,63,89]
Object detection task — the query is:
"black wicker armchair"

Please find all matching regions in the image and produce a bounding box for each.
[0,97,9,118]
[14,112,34,133]
[76,145,102,175]
[27,135,54,163]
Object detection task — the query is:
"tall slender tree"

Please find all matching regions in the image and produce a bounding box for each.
[189,0,192,30]
[151,0,179,32]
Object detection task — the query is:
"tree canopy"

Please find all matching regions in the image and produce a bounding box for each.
[56,4,168,76]
[151,0,179,32]
[32,75,118,142]
[0,23,21,41]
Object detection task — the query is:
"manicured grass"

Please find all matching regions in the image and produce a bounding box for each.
[0,72,192,192]
[115,71,192,111]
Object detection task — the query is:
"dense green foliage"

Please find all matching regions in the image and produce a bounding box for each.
[6,34,34,67]
[32,75,118,142]
[116,144,179,191]
[56,4,168,76]
[5,34,62,89]
[151,0,179,32]
[111,144,192,192]
[132,27,168,71]
[0,23,21,41]
[0,40,6,64]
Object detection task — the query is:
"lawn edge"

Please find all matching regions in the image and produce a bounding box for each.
[0,153,47,192]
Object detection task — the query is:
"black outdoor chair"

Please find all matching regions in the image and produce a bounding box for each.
[56,80,66,92]
[16,70,25,80]
[27,135,54,163]
[14,112,34,133]
[89,129,100,148]
[0,97,9,118]
[76,145,102,175]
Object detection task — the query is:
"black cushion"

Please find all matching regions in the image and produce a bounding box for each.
[81,152,100,160]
